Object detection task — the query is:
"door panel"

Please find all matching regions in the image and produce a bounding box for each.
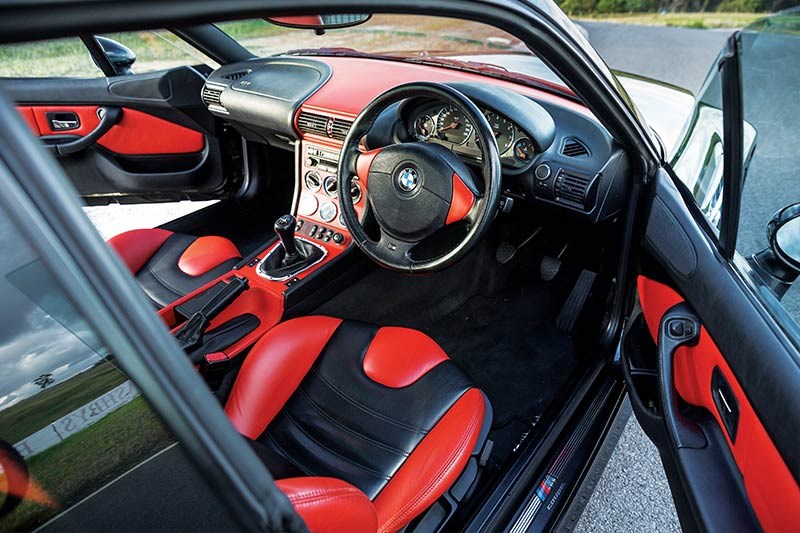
[21,105,205,154]
[1,67,234,203]
[638,275,800,532]
[630,169,800,532]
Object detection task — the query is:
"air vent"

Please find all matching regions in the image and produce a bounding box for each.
[297,111,329,137]
[297,111,353,141]
[330,118,353,141]
[201,85,223,108]
[561,138,590,158]
[222,69,251,81]
[555,170,594,207]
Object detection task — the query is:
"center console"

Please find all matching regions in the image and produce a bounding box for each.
[157,138,369,381]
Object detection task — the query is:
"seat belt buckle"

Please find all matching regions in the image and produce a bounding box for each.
[200,351,231,386]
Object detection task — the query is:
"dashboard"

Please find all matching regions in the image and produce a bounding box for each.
[201,56,631,227]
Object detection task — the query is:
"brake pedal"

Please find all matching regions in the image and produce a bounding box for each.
[495,227,541,264]
[540,243,568,281]
[556,269,597,334]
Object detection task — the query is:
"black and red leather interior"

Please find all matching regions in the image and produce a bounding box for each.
[225,316,491,533]
[108,228,241,308]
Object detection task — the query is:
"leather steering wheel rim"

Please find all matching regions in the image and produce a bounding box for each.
[337,82,502,273]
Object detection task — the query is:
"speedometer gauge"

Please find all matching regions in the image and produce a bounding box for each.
[436,105,473,145]
[413,114,435,141]
[484,111,515,153]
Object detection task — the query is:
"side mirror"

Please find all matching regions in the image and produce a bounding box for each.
[749,203,800,299]
[94,36,136,76]
[266,14,370,35]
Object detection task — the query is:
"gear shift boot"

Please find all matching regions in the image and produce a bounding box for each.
[258,214,325,280]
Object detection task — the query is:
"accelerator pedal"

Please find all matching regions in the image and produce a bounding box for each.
[556,269,597,334]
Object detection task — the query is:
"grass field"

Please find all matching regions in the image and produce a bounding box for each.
[0,362,127,444]
[576,11,763,28]
[1,397,173,532]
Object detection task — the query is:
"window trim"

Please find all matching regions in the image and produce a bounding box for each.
[718,32,744,260]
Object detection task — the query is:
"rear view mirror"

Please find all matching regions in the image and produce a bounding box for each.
[749,202,800,299]
[266,14,371,34]
[94,36,136,76]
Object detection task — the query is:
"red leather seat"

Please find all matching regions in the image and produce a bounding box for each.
[225,316,491,533]
[108,228,241,308]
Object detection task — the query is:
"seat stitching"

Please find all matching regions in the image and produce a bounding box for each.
[309,367,427,434]
[296,387,410,457]
[142,264,187,297]
[378,402,483,533]
[282,409,391,481]
[263,431,315,476]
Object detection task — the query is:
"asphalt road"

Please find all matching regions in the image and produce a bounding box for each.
[574,22,732,533]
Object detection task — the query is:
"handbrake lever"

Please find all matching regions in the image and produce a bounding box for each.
[174,276,249,353]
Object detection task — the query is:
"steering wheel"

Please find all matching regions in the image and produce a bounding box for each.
[337,82,502,273]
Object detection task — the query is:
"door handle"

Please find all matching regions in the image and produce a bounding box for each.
[658,302,707,449]
[46,111,80,131]
[46,107,122,156]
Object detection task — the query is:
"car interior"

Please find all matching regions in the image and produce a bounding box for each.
[4,13,635,531]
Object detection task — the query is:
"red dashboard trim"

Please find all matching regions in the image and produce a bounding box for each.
[296,56,594,138]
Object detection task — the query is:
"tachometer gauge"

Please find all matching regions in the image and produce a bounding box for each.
[436,105,473,145]
[485,111,515,153]
[413,114,435,141]
[513,138,534,162]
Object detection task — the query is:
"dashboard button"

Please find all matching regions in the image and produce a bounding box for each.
[332,232,344,244]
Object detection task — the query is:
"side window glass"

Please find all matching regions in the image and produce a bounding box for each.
[669,67,726,229]
[0,210,174,530]
[0,38,103,78]
[734,15,800,321]
[96,30,218,75]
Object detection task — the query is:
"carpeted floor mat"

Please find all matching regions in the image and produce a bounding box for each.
[423,270,579,463]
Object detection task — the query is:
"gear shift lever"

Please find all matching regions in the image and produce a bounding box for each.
[274,214,298,263]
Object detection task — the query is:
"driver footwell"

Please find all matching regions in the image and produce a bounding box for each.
[313,232,589,469]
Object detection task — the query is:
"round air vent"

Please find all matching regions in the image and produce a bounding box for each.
[304,171,321,192]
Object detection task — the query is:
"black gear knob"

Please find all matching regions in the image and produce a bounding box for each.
[274,214,298,259]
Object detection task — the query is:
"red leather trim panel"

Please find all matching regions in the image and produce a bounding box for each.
[363,327,448,388]
[177,235,240,276]
[17,106,40,134]
[20,106,205,155]
[276,477,378,533]
[356,148,382,188]
[373,388,485,533]
[107,228,173,274]
[638,276,800,532]
[446,172,475,225]
[224,316,343,439]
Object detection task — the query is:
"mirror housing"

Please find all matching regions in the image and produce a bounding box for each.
[95,36,136,75]
[748,203,800,299]
[266,14,370,35]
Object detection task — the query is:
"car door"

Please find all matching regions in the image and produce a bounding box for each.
[0,31,242,205]
[625,14,800,533]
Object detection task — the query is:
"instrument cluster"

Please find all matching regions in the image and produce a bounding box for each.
[408,103,536,170]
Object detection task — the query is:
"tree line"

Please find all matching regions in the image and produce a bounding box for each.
[556,0,792,14]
